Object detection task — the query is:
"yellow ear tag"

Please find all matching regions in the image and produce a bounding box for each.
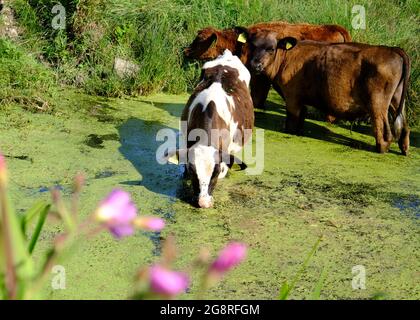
[237,33,247,43]
[285,42,293,50]
[210,37,217,48]
[167,153,179,165]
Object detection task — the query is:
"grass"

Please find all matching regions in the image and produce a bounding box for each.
[2,0,418,125]
[0,39,57,111]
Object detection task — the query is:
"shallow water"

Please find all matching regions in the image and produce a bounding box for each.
[1,90,419,299]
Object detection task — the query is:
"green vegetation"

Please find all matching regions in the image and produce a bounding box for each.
[1,0,419,124]
[1,90,418,299]
[0,39,57,111]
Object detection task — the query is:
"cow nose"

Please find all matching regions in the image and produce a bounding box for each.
[198,195,213,208]
[252,60,263,72]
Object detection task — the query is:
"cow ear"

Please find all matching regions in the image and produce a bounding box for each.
[209,32,218,48]
[277,37,297,50]
[234,26,249,43]
[163,149,183,165]
[197,28,218,47]
[167,152,180,165]
[218,151,246,169]
[162,149,178,165]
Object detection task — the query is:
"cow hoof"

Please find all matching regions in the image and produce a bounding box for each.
[198,196,213,209]
[376,143,390,154]
[398,142,409,156]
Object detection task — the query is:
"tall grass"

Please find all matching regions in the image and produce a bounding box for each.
[0,39,57,111]
[4,0,420,124]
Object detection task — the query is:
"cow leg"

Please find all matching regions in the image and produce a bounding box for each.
[250,73,271,109]
[285,101,306,135]
[383,114,393,149]
[272,82,285,100]
[371,107,392,154]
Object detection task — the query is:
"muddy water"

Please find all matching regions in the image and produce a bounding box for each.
[0,90,419,299]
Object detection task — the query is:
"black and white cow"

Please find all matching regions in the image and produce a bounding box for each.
[165,50,254,208]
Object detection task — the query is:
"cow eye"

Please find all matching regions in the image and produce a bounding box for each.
[267,48,275,53]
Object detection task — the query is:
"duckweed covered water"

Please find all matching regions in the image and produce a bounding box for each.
[0,90,419,299]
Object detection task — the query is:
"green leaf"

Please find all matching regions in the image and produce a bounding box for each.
[0,191,34,298]
[310,265,329,300]
[277,236,323,300]
[27,204,50,254]
[278,282,290,300]
[21,201,49,236]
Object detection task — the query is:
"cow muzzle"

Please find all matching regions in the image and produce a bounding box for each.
[198,195,213,209]
[251,61,264,74]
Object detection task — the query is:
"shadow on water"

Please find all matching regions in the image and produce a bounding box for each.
[338,126,420,151]
[117,117,191,256]
[254,109,378,153]
[256,101,409,154]
[136,99,185,118]
[117,118,186,200]
[337,122,420,149]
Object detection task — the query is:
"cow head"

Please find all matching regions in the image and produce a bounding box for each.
[184,27,249,60]
[250,31,297,74]
[184,27,224,60]
[164,146,230,208]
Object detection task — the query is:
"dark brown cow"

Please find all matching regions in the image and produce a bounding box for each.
[184,21,351,116]
[249,32,411,155]
[164,50,254,208]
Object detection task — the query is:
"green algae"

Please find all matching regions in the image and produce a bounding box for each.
[0,89,419,299]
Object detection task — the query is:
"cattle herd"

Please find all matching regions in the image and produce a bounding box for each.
[165,21,411,208]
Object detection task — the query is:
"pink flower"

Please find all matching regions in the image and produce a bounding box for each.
[149,265,189,296]
[0,152,7,185]
[134,216,165,232]
[0,152,5,171]
[210,242,247,273]
[95,189,137,238]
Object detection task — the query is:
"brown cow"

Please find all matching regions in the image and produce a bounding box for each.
[248,31,411,155]
[184,21,351,116]
[164,50,254,208]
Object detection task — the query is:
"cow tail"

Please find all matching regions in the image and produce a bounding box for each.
[393,48,410,140]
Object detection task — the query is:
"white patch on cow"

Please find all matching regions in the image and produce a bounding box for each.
[228,121,241,154]
[188,82,235,126]
[203,49,251,86]
[188,82,241,157]
[190,144,217,198]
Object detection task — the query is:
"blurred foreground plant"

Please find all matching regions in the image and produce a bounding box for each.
[0,153,50,299]
[278,235,327,300]
[0,151,247,300]
[132,236,247,299]
[0,151,166,299]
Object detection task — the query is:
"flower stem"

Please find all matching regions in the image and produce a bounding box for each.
[0,183,17,299]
